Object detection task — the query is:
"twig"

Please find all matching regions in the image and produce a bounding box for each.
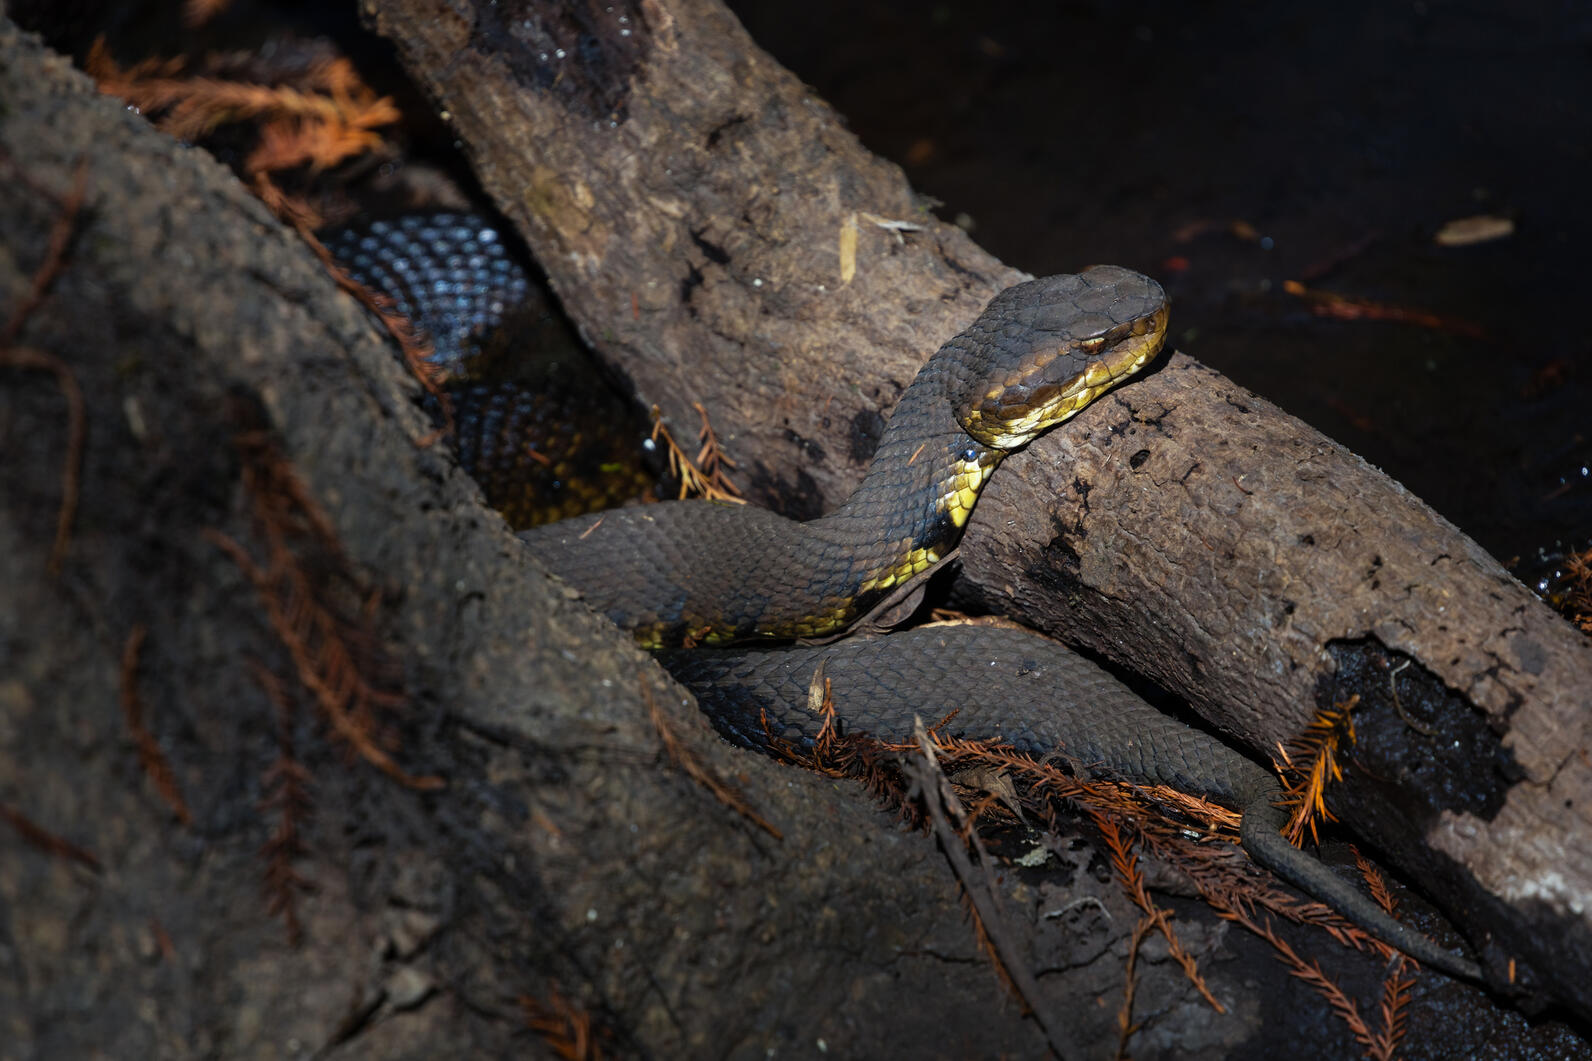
[1,160,88,348]
[1354,849,1414,1061]
[0,802,100,871]
[651,403,743,502]
[1385,659,1435,736]
[1090,810,1223,1013]
[86,41,399,175]
[118,625,193,825]
[83,39,443,429]
[903,718,1078,1060]
[858,211,926,245]
[644,679,780,839]
[770,711,1396,1039]
[1,159,90,574]
[1283,280,1485,339]
[1367,958,1415,1061]
[805,662,844,764]
[207,528,440,791]
[521,988,605,1060]
[205,421,441,790]
[1116,915,1155,1060]
[253,661,313,946]
[1216,902,1382,1052]
[1275,696,1357,846]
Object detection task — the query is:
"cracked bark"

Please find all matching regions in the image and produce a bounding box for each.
[0,20,1070,1059]
[9,15,1365,1059]
[359,0,1592,1021]
[3,4,1590,1059]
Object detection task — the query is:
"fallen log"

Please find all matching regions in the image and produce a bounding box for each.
[363,0,1592,1018]
[4,3,1589,1055]
[0,20,1069,1058]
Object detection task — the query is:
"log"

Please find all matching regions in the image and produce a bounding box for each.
[362,0,1592,1019]
[4,6,1588,1056]
[0,20,1062,1058]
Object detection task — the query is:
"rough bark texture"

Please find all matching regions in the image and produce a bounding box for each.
[359,0,1025,519]
[961,356,1592,1011]
[4,5,1591,1059]
[0,22,1056,1059]
[360,0,1592,1019]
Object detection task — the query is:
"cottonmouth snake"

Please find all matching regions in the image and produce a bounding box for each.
[330,213,1480,982]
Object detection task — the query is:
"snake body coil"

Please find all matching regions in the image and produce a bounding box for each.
[329,217,1479,984]
[667,627,1479,981]
[520,268,1168,647]
[325,215,656,526]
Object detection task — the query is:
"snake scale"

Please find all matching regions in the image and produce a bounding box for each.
[330,212,1479,982]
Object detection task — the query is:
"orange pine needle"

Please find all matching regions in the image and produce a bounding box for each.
[1283,280,1485,339]
[206,424,441,791]
[0,802,100,871]
[1,158,90,574]
[119,625,194,825]
[252,662,312,945]
[1277,697,1356,846]
[86,41,399,205]
[521,989,603,1060]
[651,403,744,502]
[644,679,780,839]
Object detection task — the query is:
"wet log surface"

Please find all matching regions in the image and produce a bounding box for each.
[2,5,1590,1059]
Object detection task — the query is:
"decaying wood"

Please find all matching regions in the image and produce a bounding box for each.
[0,22,1069,1057]
[360,0,1024,518]
[362,0,1592,1017]
[6,6,1591,1057]
[963,356,1592,1015]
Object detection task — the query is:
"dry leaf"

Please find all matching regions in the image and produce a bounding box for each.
[1434,214,1514,246]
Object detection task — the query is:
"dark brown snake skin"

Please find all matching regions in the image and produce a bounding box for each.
[329,216,1479,982]
[520,269,1168,647]
[324,215,655,527]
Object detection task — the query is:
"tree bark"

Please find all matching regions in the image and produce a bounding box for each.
[0,20,1057,1058]
[360,0,1592,1019]
[3,5,1590,1059]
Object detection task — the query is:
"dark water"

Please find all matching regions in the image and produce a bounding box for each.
[732,0,1592,572]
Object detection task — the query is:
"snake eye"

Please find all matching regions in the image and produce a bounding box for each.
[962,447,979,462]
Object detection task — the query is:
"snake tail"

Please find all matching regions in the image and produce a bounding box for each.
[664,625,1480,982]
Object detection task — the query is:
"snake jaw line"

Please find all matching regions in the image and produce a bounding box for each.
[961,300,1169,450]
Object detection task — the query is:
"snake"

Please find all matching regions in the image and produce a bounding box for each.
[323,215,657,527]
[328,212,1480,983]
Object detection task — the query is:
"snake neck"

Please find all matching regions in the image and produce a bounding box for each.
[522,271,1169,648]
[808,365,1004,610]
[518,365,1009,650]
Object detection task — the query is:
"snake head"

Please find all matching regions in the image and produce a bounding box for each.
[952,266,1169,450]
